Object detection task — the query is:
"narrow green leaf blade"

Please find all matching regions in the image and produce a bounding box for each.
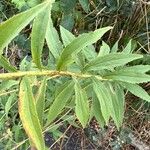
[46,81,74,125]
[46,18,62,59]
[31,5,50,69]
[111,40,119,53]
[115,85,125,127]
[122,40,132,54]
[74,79,89,128]
[92,79,111,124]
[36,77,47,126]
[19,77,45,150]
[105,70,150,83]
[57,27,112,70]
[84,53,142,71]
[98,41,110,56]
[116,65,150,73]
[5,93,16,117]
[92,94,105,128]
[107,83,125,129]
[121,82,150,102]
[60,26,97,61]
[0,1,49,55]
[0,56,17,72]
[60,25,74,46]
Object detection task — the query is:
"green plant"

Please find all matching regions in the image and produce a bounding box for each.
[0,0,150,149]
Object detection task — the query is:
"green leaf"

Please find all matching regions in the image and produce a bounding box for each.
[31,4,50,69]
[92,94,105,128]
[79,0,89,13]
[0,80,18,91]
[60,14,75,31]
[116,65,150,73]
[46,18,62,59]
[46,81,74,125]
[5,93,16,118]
[36,77,47,126]
[121,82,150,102]
[105,70,150,83]
[19,77,45,150]
[60,26,97,61]
[122,40,132,54]
[98,41,110,56]
[74,79,89,128]
[60,25,74,46]
[111,40,119,53]
[0,1,50,55]
[84,53,142,71]
[92,79,111,124]
[107,83,125,129]
[57,27,112,70]
[0,56,17,72]
[115,84,124,126]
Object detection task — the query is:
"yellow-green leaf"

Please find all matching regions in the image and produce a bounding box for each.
[0,1,49,55]
[19,77,45,150]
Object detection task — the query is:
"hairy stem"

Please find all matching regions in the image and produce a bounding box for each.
[0,70,106,81]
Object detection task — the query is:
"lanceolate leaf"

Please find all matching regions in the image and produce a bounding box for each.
[19,77,45,150]
[74,79,89,128]
[46,81,74,125]
[121,82,150,102]
[0,1,49,55]
[84,53,142,71]
[116,65,150,73]
[31,4,50,69]
[57,27,112,70]
[115,84,125,127]
[60,25,75,46]
[105,70,150,83]
[98,41,110,56]
[5,93,16,118]
[36,77,47,126]
[111,40,119,53]
[107,83,125,129]
[122,40,132,54]
[60,26,97,64]
[46,18,62,59]
[92,94,105,128]
[92,79,111,124]
[0,56,17,72]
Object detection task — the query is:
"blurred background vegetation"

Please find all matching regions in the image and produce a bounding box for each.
[0,0,149,149]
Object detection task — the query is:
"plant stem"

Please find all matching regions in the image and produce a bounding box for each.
[0,70,106,81]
